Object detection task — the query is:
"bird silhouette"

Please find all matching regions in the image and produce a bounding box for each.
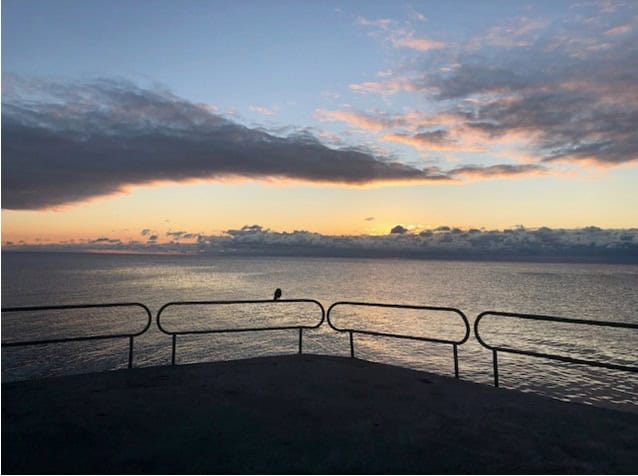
[273,288,282,300]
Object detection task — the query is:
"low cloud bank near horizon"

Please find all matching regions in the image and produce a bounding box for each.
[4,225,637,264]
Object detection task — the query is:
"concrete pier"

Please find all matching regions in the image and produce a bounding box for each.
[2,354,637,473]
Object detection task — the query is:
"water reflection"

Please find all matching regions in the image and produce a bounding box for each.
[2,253,637,412]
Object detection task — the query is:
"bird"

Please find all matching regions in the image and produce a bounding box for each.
[273,288,282,300]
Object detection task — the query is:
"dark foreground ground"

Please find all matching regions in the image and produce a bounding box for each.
[2,354,637,474]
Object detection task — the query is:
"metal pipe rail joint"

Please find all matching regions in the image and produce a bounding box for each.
[326,301,470,378]
[1,303,153,369]
[156,299,325,365]
[474,310,638,387]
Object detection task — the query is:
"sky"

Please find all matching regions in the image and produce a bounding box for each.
[2,0,637,259]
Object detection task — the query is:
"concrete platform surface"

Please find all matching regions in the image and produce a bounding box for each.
[2,354,637,474]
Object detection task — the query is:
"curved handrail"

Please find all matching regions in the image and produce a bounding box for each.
[156,299,325,364]
[1,303,153,368]
[326,301,470,378]
[474,310,638,387]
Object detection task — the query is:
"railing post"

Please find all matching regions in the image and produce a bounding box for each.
[1,303,152,371]
[493,349,499,387]
[171,335,177,365]
[156,299,325,363]
[128,336,134,369]
[349,331,355,358]
[298,328,303,354]
[327,302,469,377]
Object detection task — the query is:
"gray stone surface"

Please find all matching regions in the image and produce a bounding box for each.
[2,354,637,473]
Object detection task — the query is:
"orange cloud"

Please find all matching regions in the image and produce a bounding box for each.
[314,109,389,131]
[543,155,638,168]
[315,109,459,132]
[350,78,436,95]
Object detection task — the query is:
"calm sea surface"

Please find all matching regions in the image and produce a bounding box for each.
[2,252,637,412]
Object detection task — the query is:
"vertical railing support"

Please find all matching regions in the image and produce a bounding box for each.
[349,331,355,358]
[298,328,303,354]
[171,335,177,365]
[128,336,134,369]
[156,299,325,366]
[326,301,469,377]
[493,349,499,387]
[1,303,152,372]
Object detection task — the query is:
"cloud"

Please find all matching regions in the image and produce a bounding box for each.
[390,34,445,51]
[354,17,394,29]
[2,76,455,210]
[390,225,408,234]
[249,105,275,116]
[359,9,638,167]
[410,11,427,22]
[429,64,535,100]
[315,109,394,131]
[5,225,637,264]
[470,17,547,49]
[349,77,435,95]
[315,108,459,131]
[449,164,547,178]
[227,224,267,236]
[166,230,194,239]
[90,237,121,244]
[354,14,444,51]
[605,24,632,35]
[383,130,485,152]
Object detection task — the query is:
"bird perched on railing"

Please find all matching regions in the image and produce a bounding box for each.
[273,288,282,300]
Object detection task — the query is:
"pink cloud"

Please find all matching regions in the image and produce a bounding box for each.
[462,17,548,51]
[315,109,389,131]
[605,24,632,35]
[249,105,275,116]
[355,17,393,29]
[391,35,445,51]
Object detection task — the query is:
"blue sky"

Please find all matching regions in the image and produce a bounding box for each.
[2,1,609,125]
[2,0,637,259]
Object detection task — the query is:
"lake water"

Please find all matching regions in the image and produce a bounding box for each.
[2,252,637,412]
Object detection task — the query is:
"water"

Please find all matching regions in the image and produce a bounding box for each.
[2,252,637,412]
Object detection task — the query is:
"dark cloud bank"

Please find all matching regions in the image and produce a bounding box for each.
[0,75,571,210]
[1,76,456,210]
[5,226,638,264]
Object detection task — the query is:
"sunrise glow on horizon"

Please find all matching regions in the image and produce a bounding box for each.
[2,0,637,253]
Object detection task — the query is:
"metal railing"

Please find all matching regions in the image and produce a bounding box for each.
[474,311,638,387]
[156,299,325,365]
[1,303,153,368]
[326,301,470,378]
[4,300,636,387]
